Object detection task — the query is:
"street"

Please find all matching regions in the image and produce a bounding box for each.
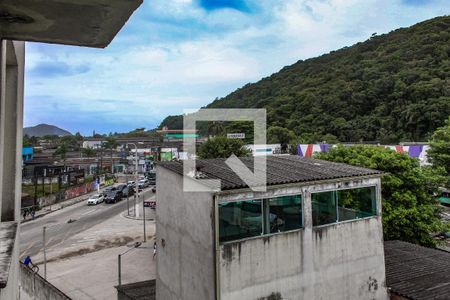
[20,187,155,260]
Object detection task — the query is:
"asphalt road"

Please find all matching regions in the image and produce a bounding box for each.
[20,187,155,259]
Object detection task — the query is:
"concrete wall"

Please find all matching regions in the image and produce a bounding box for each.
[19,263,70,300]
[218,177,388,300]
[155,166,216,300]
[0,40,25,300]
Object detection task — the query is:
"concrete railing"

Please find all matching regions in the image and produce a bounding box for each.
[19,263,71,300]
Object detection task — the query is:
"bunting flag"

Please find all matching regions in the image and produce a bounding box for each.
[408,145,423,158]
[297,144,303,157]
[298,144,329,157]
[296,143,429,165]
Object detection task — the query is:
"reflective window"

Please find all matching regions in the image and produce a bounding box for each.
[267,195,302,233]
[338,187,377,221]
[312,186,377,227]
[219,200,262,243]
[219,195,303,243]
[312,191,337,226]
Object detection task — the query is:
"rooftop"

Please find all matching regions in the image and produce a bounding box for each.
[384,240,450,300]
[159,155,382,190]
[0,222,17,289]
[0,0,142,48]
[115,279,155,300]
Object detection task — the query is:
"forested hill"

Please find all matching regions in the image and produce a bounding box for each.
[161,16,450,143]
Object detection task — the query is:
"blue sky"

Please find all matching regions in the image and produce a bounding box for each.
[24,0,449,135]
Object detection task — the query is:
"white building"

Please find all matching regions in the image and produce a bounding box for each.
[155,155,388,300]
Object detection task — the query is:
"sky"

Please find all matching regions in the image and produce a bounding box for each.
[24,0,449,135]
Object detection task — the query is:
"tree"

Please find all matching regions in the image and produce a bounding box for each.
[53,143,68,161]
[82,147,97,158]
[428,116,450,182]
[103,137,118,173]
[267,126,296,152]
[198,136,251,159]
[207,121,225,137]
[316,145,446,247]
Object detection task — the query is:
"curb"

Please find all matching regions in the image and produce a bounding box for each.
[122,212,155,221]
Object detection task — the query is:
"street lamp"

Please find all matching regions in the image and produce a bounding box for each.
[118,242,142,286]
[126,142,147,242]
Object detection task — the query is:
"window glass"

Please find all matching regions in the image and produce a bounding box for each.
[337,187,376,221]
[219,200,262,243]
[267,195,302,233]
[312,191,337,226]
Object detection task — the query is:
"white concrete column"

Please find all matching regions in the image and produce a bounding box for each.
[0,39,24,300]
[0,40,24,222]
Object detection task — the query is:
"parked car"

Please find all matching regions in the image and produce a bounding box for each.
[138,179,149,189]
[122,186,135,197]
[127,181,135,186]
[116,184,127,193]
[102,186,117,196]
[87,194,104,205]
[146,172,156,185]
[104,190,122,204]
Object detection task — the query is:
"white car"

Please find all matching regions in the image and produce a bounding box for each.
[87,194,104,205]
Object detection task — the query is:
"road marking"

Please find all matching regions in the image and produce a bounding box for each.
[80,209,95,216]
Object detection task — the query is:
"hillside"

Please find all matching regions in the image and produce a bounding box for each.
[160,16,450,143]
[24,124,72,137]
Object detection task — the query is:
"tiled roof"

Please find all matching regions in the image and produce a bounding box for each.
[384,240,450,300]
[158,155,381,190]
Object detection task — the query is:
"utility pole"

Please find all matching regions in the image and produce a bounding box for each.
[43,226,47,280]
[118,254,122,286]
[143,191,146,242]
[127,143,139,218]
[126,172,129,216]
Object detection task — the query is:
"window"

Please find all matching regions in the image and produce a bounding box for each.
[219,200,262,243]
[312,191,337,226]
[267,195,302,233]
[219,195,303,243]
[337,187,377,221]
[312,186,377,227]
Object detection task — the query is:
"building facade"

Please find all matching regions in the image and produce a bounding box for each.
[156,156,389,300]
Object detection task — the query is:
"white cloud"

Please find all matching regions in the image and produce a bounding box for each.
[24,0,449,134]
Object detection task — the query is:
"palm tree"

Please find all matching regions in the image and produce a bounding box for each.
[208,121,225,137]
[103,137,118,173]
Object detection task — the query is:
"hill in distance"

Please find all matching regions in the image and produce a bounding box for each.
[24,124,72,137]
[160,15,450,143]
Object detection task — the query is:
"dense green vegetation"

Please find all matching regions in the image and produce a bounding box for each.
[197,136,251,159]
[428,116,450,185]
[317,145,447,247]
[161,16,450,143]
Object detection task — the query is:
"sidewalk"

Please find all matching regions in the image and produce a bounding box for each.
[21,186,111,223]
[43,241,156,300]
[33,211,156,299]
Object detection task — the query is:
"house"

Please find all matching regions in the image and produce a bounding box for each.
[155,155,388,300]
[22,146,34,162]
[0,1,142,299]
[384,240,450,300]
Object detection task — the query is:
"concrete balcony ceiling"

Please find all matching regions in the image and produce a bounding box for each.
[0,0,143,48]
